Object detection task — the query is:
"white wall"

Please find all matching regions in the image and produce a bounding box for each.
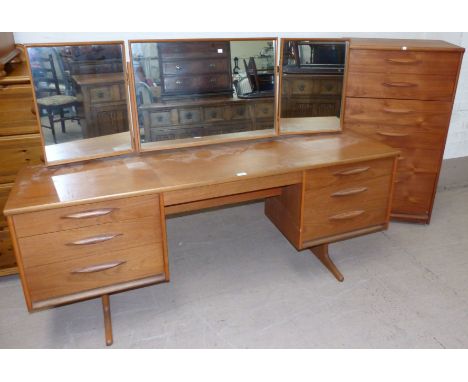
[14,32,468,159]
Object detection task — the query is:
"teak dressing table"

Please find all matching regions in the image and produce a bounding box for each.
[2,37,464,346]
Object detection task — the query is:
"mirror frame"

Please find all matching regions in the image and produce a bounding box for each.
[278,37,350,136]
[128,37,279,153]
[25,40,135,166]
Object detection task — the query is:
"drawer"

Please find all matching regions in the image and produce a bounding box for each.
[89,84,124,103]
[255,102,275,119]
[0,183,12,229]
[0,84,38,136]
[162,58,229,76]
[204,106,225,122]
[0,134,43,184]
[159,42,230,59]
[26,242,165,302]
[19,216,162,268]
[305,157,394,191]
[0,229,16,272]
[349,49,461,76]
[150,111,172,127]
[163,74,231,94]
[396,147,442,174]
[230,104,250,120]
[13,194,160,238]
[344,98,453,127]
[346,72,457,101]
[179,108,202,124]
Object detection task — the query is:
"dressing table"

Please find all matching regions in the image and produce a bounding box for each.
[2,37,463,346]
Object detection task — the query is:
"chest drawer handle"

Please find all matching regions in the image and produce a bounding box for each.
[66,233,123,246]
[71,260,126,274]
[331,187,368,197]
[385,58,420,65]
[382,108,414,114]
[383,82,418,88]
[329,210,365,220]
[61,208,117,219]
[377,131,410,138]
[334,166,370,176]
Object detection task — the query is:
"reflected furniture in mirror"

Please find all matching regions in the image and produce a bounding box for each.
[280,39,348,134]
[26,41,133,165]
[129,39,277,150]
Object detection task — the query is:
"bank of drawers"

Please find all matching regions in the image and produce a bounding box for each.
[13,194,166,305]
[301,157,394,244]
[345,48,463,222]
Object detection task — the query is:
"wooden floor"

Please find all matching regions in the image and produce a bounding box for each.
[1,186,468,348]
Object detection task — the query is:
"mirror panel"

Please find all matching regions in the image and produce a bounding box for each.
[130,39,277,150]
[279,39,348,134]
[27,42,133,165]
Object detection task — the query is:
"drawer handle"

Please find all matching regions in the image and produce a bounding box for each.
[208,63,216,68]
[382,108,414,114]
[331,187,368,197]
[71,260,126,274]
[61,208,117,219]
[385,58,420,65]
[329,210,365,220]
[383,82,418,88]
[175,80,182,85]
[175,65,182,71]
[66,233,123,246]
[334,167,370,176]
[377,131,410,138]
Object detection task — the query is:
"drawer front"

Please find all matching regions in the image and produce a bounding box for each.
[19,216,162,268]
[230,104,250,120]
[159,42,229,59]
[349,49,461,76]
[255,102,275,119]
[0,183,12,229]
[0,229,16,272]
[0,85,38,136]
[89,84,124,103]
[13,194,160,238]
[163,74,231,94]
[305,157,394,191]
[396,147,442,174]
[150,111,172,127]
[284,76,343,96]
[162,58,229,75]
[179,108,202,124]
[0,134,43,184]
[204,106,225,122]
[26,242,165,302]
[346,72,456,101]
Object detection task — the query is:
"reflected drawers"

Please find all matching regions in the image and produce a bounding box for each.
[301,158,394,244]
[12,194,167,307]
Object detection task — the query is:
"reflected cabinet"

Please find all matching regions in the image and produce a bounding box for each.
[26,41,133,165]
[129,38,277,150]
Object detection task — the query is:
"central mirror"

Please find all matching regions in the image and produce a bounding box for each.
[129,38,277,150]
[279,39,349,134]
[27,41,133,165]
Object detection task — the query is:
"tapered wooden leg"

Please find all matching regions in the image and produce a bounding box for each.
[310,244,344,282]
[101,294,113,346]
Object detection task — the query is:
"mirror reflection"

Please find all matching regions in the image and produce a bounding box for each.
[130,39,276,147]
[27,43,131,163]
[280,40,348,133]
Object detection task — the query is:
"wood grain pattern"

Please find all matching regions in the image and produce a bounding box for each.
[349,38,465,52]
[0,84,38,136]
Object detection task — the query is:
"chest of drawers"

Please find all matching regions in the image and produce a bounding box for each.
[344,38,464,223]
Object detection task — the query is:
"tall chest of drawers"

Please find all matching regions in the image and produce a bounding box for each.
[344,38,464,223]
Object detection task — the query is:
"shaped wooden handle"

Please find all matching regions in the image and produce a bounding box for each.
[62,208,117,219]
[331,187,368,197]
[334,167,370,176]
[383,82,418,88]
[377,131,410,137]
[71,260,126,274]
[66,233,122,246]
[382,107,414,114]
[385,58,420,65]
[329,210,365,220]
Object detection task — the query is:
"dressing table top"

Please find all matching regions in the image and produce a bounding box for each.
[4,131,399,215]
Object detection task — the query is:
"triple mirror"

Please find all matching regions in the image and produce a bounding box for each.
[129,38,277,150]
[27,41,133,165]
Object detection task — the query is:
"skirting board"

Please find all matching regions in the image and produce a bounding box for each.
[438,156,468,191]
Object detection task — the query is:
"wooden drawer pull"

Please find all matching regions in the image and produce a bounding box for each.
[331,187,368,197]
[382,107,414,114]
[329,210,365,220]
[377,131,410,138]
[334,167,370,176]
[385,58,420,65]
[71,260,126,274]
[66,233,123,246]
[62,208,117,219]
[383,82,418,88]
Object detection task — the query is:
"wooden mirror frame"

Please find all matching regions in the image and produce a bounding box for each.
[278,38,350,136]
[128,37,279,153]
[25,40,135,166]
